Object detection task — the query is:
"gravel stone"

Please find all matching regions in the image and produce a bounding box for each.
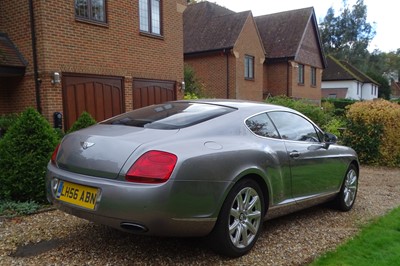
[1,166,399,265]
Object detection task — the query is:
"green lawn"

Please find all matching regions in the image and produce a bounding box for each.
[310,206,400,266]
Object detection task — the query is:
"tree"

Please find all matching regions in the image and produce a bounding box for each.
[367,49,400,83]
[386,49,400,81]
[319,0,376,70]
[367,71,390,99]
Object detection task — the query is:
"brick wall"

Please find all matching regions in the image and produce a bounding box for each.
[0,0,185,123]
[264,60,321,103]
[0,0,36,115]
[291,64,322,103]
[232,15,265,101]
[264,62,289,96]
[185,52,234,98]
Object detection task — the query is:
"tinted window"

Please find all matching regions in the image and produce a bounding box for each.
[268,112,320,142]
[245,113,279,138]
[101,102,235,129]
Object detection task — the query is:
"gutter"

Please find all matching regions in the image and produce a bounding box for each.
[29,0,42,114]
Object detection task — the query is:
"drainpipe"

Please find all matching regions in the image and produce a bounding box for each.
[286,58,290,97]
[29,0,42,114]
[225,49,230,98]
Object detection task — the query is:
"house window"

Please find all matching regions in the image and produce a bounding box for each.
[244,55,254,80]
[139,0,162,35]
[75,0,106,23]
[311,67,317,86]
[298,64,304,84]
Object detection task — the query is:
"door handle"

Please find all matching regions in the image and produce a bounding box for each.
[289,151,300,158]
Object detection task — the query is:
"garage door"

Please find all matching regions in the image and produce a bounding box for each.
[133,79,176,109]
[62,74,124,129]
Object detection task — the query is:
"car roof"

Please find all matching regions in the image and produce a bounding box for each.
[176,99,293,113]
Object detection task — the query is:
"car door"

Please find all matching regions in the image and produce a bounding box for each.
[245,112,292,206]
[267,111,344,200]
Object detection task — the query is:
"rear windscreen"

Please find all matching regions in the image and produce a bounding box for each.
[101,102,236,129]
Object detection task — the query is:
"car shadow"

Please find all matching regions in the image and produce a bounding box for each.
[10,204,339,264]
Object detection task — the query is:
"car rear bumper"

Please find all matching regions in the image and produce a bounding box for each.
[46,163,228,237]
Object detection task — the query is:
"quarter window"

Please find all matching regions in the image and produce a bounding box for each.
[75,0,106,23]
[245,113,279,139]
[244,55,254,80]
[298,64,304,84]
[268,111,320,142]
[139,0,162,35]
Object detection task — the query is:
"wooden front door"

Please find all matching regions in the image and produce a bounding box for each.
[133,79,176,109]
[62,73,124,129]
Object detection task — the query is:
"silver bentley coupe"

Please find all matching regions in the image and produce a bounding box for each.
[46,99,359,257]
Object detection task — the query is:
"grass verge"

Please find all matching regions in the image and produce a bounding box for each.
[310,206,400,266]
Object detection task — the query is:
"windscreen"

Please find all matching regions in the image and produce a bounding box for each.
[101,102,236,129]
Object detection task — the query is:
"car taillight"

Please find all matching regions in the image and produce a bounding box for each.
[125,150,177,183]
[51,143,61,165]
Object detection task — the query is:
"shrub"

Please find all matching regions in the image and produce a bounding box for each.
[67,111,97,134]
[322,98,357,117]
[183,92,199,100]
[0,113,19,138]
[0,108,59,203]
[184,64,205,98]
[342,100,400,166]
[265,96,330,127]
[0,200,40,217]
[321,117,346,139]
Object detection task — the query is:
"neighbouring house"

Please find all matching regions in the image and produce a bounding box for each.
[390,79,400,99]
[255,7,326,104]
[0,0,186,130]
[183,2,265,101]
[183,2,326,104]
[322,55,379,100]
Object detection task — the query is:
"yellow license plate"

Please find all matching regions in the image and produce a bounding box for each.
[56,180,99,210]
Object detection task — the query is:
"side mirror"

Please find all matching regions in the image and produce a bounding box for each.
[324,132,337,144]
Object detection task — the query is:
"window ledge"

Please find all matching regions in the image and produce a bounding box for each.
[245,77,255,81]
[140,31,164,40]
[75,17,108,28]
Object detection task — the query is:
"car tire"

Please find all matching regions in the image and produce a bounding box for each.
[333,164,358,212]
[209,179,265,257]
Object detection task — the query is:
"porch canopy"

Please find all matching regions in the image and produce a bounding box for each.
[0,33,27,77]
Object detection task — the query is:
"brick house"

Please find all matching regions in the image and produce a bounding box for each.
[322,55,379,100]
[184,2,326,104]
[183,2,265,101]
[255,7,326,104]
[0,0,186,130]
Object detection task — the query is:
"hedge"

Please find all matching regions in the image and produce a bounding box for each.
[342,100,400,166]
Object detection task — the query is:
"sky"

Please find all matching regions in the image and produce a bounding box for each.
[212,0,399,53]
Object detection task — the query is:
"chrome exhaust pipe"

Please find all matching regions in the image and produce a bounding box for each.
[120,222,148,233]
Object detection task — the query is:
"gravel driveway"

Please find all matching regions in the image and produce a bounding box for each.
[1,166,399,265]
